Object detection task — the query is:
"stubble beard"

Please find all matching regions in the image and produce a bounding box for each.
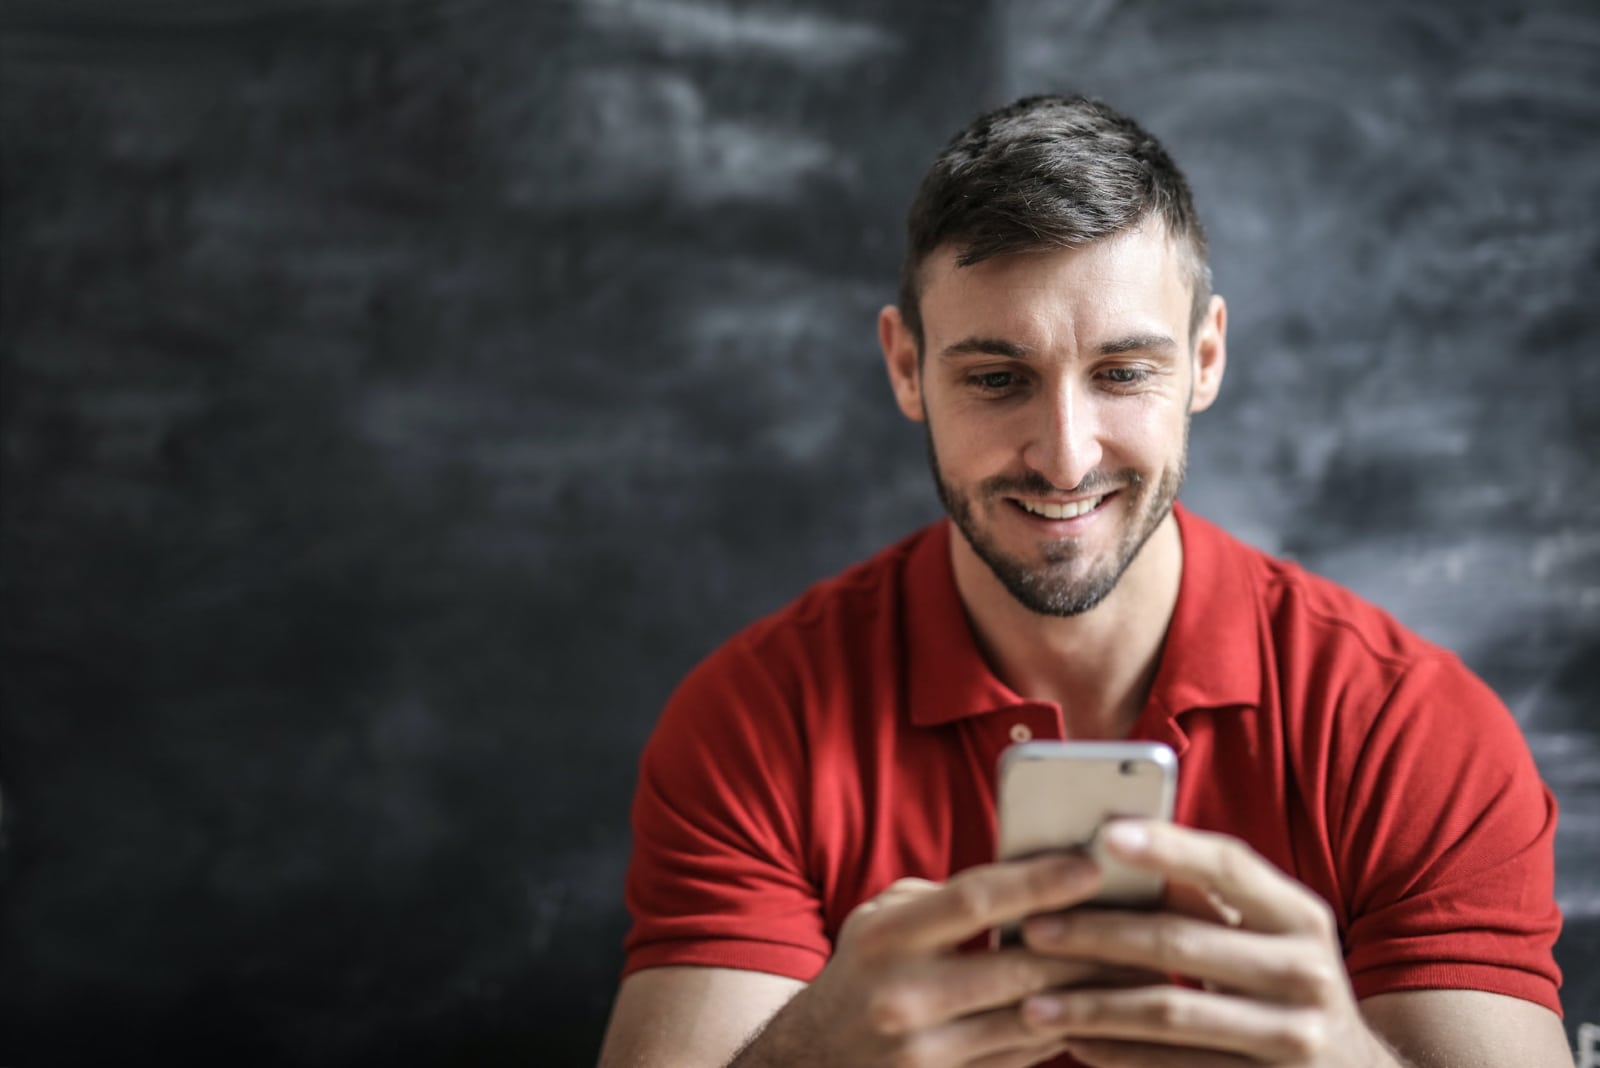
[927,426,1188,618]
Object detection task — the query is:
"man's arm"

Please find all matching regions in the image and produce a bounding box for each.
[599,834,1575,1068]
[1360,989,1572,1068]
[598,854,1123,1068]
[596,966,803,1068]
[1013,821,1573,1067]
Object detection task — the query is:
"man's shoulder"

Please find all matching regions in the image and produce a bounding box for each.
[1176,509,1477,729]
[675,522,941,700]
[730,523,939,655]
[1178,508,1512,752]
[1189,508,1450,669]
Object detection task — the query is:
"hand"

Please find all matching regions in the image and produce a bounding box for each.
[733,852,1149,1068]
[1015,821,1401,1067]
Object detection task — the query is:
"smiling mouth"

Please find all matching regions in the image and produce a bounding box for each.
[1014,493,1108,520]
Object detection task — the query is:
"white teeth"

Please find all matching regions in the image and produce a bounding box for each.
[1020,495,1103,520]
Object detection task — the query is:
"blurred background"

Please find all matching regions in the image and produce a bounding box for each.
[2,0,1597,1062]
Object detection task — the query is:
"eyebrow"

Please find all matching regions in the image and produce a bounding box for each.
[1097,333,1179,356]
[940,336,1032,360]
[939,333,1180,360]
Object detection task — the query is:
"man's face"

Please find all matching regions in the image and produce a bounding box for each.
[880,226,1226,617]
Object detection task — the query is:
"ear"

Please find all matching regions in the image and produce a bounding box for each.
[1188,294,1227,414]
[879,304,926,422]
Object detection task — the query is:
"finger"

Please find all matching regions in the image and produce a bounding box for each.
[929,948,1112,1019]
[1022,984,1329,1062]
[1024,909,1340,1002]
[868,948,1139,1035]
[1098,822,1330,936]
[857,878,942,913]
[869,853,1102,953]
[967,1041,1072,1068]
[901,1002,1066,1068]
[1060,1037,1253,1067]
[1064,964,1167,990]
[1162,882,1243,928]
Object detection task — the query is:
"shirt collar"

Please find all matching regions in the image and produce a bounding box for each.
[904,521,1031,726]
[903,503,1263,729]
[1145,503,1263,717]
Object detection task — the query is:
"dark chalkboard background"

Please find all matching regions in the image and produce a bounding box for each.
[3,0,1597,1062]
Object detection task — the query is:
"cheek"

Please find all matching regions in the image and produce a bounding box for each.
[927,386,995,443]
[1095,395,1185,456]
[926,424,1019,499]
[932,421,1002,479]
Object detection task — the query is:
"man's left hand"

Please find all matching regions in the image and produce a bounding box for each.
[1018,820,1402,1067]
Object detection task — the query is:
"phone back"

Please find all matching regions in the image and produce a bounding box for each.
[997,741,1177,906]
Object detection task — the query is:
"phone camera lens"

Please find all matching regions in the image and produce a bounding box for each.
[1119,759,1136,775]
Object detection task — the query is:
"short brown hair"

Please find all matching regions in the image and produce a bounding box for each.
[897,94,1212,351]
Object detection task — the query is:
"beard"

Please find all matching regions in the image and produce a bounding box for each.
[927,426,1187,618]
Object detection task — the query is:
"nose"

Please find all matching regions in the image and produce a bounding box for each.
[1021,379,1102,491]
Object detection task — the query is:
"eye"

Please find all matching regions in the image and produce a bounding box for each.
[969,370,1018,392]
[1101,367,1149,387]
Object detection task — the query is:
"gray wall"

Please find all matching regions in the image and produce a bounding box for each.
[2,0,1595,1062]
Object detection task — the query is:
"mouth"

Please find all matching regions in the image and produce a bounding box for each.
[1012,492,1111,521]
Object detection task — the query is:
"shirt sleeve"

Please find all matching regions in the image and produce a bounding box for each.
[621,637,829,981]
[1336,653,1563,1014]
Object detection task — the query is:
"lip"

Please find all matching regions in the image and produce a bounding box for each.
[1006,490,1116,529]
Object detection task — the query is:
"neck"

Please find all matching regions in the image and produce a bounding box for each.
[949,511,1185,740]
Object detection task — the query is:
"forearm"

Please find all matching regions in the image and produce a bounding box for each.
[723,984,827,1068]
[1361,1026,1413,1068]
[1359,989,1574,1068]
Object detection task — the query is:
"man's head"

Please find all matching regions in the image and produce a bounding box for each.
[898,94,1212,357]
[879,94,1226,618]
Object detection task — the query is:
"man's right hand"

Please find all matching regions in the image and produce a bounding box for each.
[730,852,1118,1068]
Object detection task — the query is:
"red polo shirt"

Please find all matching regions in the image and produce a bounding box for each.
[622,505,1562,1014]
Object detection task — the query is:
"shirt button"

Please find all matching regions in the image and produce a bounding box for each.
[1009,723,1032,743]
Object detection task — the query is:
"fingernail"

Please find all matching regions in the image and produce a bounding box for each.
[1023,994,1063,1022]
[1102,820,1149,853]
[1025,914,1066,943]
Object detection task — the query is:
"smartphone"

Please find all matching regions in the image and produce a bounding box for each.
[996,740,1179,908]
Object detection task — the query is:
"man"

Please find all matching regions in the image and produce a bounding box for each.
[597,95,1568,1067]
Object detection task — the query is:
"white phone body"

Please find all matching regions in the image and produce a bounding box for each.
[997,740,1179,908]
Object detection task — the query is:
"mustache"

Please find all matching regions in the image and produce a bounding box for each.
[980,469,1142,498]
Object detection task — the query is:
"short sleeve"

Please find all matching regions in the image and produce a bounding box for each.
[621,639,829,981]
[1336,654,1562,1013]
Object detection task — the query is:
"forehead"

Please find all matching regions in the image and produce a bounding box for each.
[918,226,1193,348]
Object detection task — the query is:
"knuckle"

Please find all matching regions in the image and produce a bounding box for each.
[1140,989,1192,1031]
[947,875,998,926]
[1150,921,1200,971]
[1214,839,1259,887]
[864,987,923,1037]
[1277,1011,1328,1060]
[1281,955,1341,1003]
[842,912,891,962]
[888,1034,946,1068]
[839,901,873,936]
[1301,897,1338,939]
